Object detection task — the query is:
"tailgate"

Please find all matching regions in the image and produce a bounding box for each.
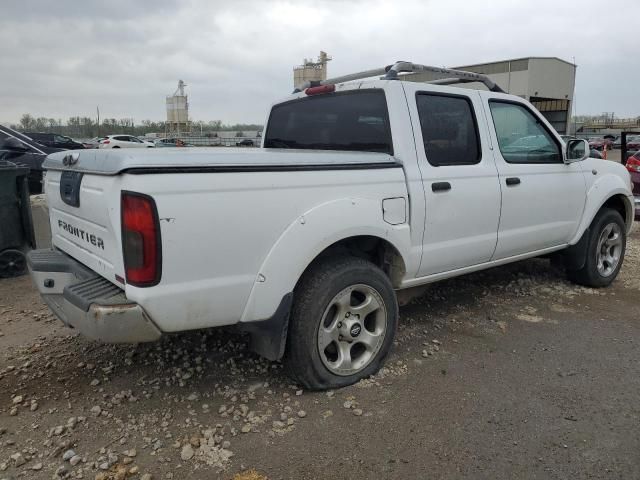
[45,170,124,285]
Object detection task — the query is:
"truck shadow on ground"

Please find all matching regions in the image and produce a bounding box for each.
[2,257,577,403]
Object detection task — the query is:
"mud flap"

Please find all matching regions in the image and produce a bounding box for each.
[243,293,293,361]
[564,227,590,271]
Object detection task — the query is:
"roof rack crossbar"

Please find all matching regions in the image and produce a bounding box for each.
[293,61,505,93]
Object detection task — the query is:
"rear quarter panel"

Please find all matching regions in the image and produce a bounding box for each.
[122,167,410,332]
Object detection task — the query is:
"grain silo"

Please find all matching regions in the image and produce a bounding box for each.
[166,80,190,134]
[293,51,332,90]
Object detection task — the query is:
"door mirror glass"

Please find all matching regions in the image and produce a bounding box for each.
[566,139,589,162]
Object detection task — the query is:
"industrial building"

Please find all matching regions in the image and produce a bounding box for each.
[166,80,190,134]
[292,54,576,135]
[293,52,332,89]
[404,57,576,134]
[455,57,576,134]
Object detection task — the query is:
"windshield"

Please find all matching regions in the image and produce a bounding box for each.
[264,90,393,154]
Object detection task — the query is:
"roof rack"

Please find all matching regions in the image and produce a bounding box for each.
[293,61,505,94]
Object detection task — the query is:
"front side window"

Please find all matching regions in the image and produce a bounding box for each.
[114,136,130,141]
[264,90,393,154]
[416,93,480,166]
[489,101,561,164]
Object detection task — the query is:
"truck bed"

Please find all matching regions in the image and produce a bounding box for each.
[43,148,400,175]
[42,147,408,333]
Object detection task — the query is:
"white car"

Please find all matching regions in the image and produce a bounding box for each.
[99,135,155,149]
[29,61,634,390]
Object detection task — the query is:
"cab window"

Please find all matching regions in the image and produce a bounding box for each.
[264,90,393,154]
[489,101,561,164]
[416,93,480,166]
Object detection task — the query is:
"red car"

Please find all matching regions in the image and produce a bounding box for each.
[626,152,640,220]
[627,137,640,151]
[588,137,605,150]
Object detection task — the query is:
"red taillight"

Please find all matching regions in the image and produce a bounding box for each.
[305,84,335,96]
[103,140,110,144]
[626,157,640,173]
[121,191,161,287]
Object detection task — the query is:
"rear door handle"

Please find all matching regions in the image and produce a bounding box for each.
[505,177,521,186]
[431,182,451,192]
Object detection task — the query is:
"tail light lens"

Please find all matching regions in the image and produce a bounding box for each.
[626,157,640,173]
[305,84,335,96]
[121,191,161,286]
[102,140,110,144]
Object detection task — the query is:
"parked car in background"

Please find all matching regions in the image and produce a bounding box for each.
[612,135,640,154]
[561,135,603,159]
[613,136,622,149]
[155,138,192,147]
[603,135,615,148]
[82,137,105,149]
[625,151,640,219]
[0,125,62,193]
[236,138,254,147]
[588,137,606,151]
[627,136,640,152]
[25,132,85,150]
[99,135,155,149]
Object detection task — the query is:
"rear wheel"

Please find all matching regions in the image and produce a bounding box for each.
[285,256,398,390]
[567,208,626,287]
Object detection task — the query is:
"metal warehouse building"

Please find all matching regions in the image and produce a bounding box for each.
[407,57,577,134]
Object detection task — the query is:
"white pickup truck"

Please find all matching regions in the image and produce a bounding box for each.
[28,62,634,390]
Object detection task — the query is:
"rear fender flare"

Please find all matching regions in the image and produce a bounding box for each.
[239,197,411,324]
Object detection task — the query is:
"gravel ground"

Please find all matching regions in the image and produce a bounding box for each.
[0,229,639,480]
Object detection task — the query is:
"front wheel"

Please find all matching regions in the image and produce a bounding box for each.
[285,256,398,390]
[567,208,626,287]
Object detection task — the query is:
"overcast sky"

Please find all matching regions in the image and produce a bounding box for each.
[1,0,638,125]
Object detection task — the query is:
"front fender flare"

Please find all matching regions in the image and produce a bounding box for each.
[569,176,634,246]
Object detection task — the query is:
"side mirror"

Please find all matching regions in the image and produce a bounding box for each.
[565,139,589,163]
[2,137,30,152]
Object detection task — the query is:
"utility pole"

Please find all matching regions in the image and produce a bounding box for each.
[96,106,100,137]
[572,57,577,135]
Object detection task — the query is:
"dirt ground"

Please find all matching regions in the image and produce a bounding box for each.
[1,229,639,480]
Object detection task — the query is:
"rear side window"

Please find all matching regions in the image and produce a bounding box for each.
[114,136,130,141]
[264,90,393,154]
[416,93,480,166]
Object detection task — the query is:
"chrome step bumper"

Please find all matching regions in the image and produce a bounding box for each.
[27,249,161,343]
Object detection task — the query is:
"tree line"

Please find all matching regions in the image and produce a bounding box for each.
[10,114,263,138]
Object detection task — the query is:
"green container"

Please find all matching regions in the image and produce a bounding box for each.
[0,161,35,277]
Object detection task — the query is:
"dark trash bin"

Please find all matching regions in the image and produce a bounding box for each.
[0,160,35,277]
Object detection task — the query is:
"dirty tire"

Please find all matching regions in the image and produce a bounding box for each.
[0,249,27,278]
[285,256,398,390]
[567,208,626,287]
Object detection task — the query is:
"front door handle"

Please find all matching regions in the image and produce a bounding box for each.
[431,182,451,192]
[505,177,521,186]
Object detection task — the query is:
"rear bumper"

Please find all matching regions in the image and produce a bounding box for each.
[27,249,161,343]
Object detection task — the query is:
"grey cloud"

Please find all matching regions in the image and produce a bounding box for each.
[0,0,638,124]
